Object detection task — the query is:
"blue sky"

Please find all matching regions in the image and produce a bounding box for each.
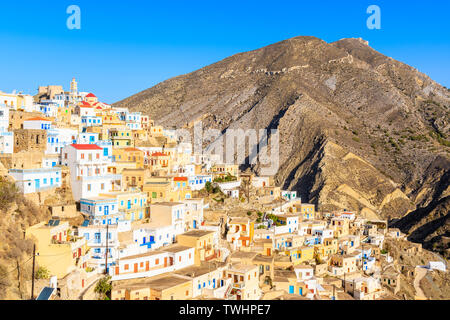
[0,0,449,103]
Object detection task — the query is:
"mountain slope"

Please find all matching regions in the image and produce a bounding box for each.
[114,36,450,255]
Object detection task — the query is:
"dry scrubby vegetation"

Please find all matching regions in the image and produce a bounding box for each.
[0,177,50,299]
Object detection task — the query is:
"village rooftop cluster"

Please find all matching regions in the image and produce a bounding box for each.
[0,80,445,301]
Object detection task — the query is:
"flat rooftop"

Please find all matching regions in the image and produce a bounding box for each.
[146,275,191,291]
[162,244,192,253]
[180,230,215,238]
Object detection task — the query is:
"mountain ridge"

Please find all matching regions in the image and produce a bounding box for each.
[114,35,450,257]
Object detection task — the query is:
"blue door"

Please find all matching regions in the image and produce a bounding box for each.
[35,179,40,190]
[193,220,197,229]
[104,206,109,215]
[299,288,303,295]
[289,286,294,294]
[213,279,216,288]
[127,200,131,209]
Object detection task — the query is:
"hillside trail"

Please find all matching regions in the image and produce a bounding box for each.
[413,266,428,300]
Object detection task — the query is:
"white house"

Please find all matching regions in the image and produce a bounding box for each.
[81,116,102,127]
[80,197,124,225]
[281,190,297,201]
[46,128,78,155]
[61,144,119,201]
[182,198,204,229]
[132,223,176,250]
[23,117,52,130]
[126,112,142,130]
[110,244,195,281]
[150,202,186,236]
[77,132,99,144]
[78,224,120,273]
[9,167,62,194]
[251,176,271,188]
[428,261,446,272]
[0,105,10,131]
[0,131,13,154]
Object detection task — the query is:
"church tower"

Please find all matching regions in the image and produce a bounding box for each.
[70,77,78,102]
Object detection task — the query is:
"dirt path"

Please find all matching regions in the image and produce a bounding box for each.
[413,266,428,300]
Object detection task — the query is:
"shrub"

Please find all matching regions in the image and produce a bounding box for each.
[35,266,50,279]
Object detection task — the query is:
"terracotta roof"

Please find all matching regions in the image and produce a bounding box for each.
[151,152,167,157]
[124,147,142,152]
[70,144,102,150]
[173,177,188,181]
[86,93,96,98]
[80,101,92,108]
[25,117,51,122]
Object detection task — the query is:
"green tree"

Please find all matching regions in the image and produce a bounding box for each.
[94,276,112,300]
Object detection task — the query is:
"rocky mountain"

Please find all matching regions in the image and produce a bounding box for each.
[114,36,450,257]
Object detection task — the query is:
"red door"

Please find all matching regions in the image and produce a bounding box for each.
[82,279,85,288]
[78,248,81,257]
[145,261,149,271]
[164,258,167,267]
[115,266,119,275]
[59,233,62,241]
[134,263,138,273]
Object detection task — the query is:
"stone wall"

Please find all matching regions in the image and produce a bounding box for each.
[13,129,47,153]
[9,110,44,130]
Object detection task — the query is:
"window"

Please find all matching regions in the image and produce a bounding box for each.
[124,264,129,270]
[81,153,85,159]
[87,184,91,191]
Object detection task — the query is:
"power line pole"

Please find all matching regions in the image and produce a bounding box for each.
[104,224,109,275]
[31,244,36,300]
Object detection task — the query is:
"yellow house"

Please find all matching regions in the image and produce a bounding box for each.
[107,161,138,175]
[121,168,151,191]
[148,275,193,300]
[211,163,239,177]
[100,191,148,221]
[148,152,172,172]
[25,220,88,279]
[112,147,145,168]
[149,125,164,136]
[225,264,260,300]
[331,217,350,237]
[98,110,121,126]
[297,203,315,220]
[143,177,191,203]
[314,238,338,261]
[227,217,255,248]
[177,230,216,266]
[132,129,148,142]
[112,283,151,300]
[285,246,315,265]
[109,128,134,147]
[56,106,73,125]
[111,274,192,300]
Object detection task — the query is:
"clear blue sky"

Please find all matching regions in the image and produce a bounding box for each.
[0,0,449,103]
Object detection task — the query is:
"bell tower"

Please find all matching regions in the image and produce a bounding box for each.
[70,77,78,102]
